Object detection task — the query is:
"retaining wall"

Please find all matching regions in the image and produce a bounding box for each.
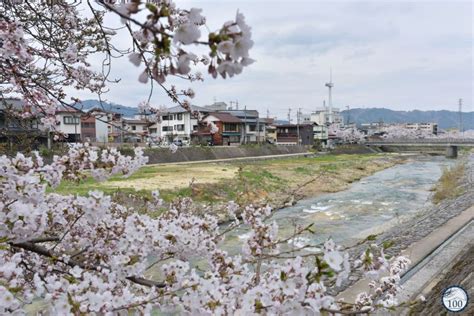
[330,144,381,155]
[144,145,309,164]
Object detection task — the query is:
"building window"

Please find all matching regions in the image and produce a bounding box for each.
[162,126,173,131]
[162,115,170,121]
[81,122,95,128]
[249,124,256,132]
[193,125,198,131]
[63,116,80,125]
[224,123,237,132]
[131,125,136,131]
[175,124,185,131]
[177,113,183,120]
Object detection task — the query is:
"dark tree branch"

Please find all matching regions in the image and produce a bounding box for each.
[9,241,166,289]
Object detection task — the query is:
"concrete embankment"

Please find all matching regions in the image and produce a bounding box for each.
[143,145,310,164]
[329,144,382,155]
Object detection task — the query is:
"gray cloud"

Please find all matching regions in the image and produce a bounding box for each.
[69,0,473,119]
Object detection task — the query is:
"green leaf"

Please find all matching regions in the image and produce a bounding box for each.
[145,3,158,14]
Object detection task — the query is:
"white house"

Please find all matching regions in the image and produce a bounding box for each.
[313,124,328,145]
[123,118,150,142]
[55,107,81,142]
[150,105,210,143]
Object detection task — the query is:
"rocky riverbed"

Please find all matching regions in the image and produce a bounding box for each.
[332,153,474,295]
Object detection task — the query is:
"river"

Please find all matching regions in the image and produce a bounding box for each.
[223,156,454,254]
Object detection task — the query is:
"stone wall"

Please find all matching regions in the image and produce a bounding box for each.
[144,145,309,164]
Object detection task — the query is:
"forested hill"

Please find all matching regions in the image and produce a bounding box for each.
[74,99,138,117]
[341,108,474,130]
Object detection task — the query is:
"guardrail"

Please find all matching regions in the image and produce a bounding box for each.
[366,138,474,145]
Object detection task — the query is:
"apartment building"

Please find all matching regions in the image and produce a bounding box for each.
[405,122,438,135]
[310,107,343,126]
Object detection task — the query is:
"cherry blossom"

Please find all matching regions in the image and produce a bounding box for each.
[0,1,413,314]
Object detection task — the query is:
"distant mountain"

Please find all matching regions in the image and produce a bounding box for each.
[74,99,138,118]
[341,108,474,130]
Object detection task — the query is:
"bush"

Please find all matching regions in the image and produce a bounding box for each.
[119,145,135,156]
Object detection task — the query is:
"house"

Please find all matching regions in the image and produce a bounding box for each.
[107,112,125,143]
[55,107,81,142]
[0,98,47,147]
[123,118,150,143]
[275,123,314,145]
[150,104,210,143]
[265,125,277,144]
[193,112,242,145]
[220,109,264,144]
[313,124,328,146]
[260,118,275,143]
[80,108,109,143]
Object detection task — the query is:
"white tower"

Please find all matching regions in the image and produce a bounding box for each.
[325,68,334,124]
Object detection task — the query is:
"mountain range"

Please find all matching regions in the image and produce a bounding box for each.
[341,108,474,130]
[75,99,139,118]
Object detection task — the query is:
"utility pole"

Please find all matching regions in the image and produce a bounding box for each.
[287,108,292,123]
[243,105,247,144]
[257,117,260,144]
[266,109,270,119]
[297,108,301,146]
[459,98,463,137]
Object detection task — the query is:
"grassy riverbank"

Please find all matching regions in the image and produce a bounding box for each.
[431,160,467,204]
[53,153,405,214]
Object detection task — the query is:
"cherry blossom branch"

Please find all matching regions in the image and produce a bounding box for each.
[9,241,166,289]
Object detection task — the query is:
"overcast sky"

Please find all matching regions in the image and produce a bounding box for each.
[77,0,473,119]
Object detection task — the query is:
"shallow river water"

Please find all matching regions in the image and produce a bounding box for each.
[223,156,454,254]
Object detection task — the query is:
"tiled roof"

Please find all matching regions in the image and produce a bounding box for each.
[220,110,259,118]
[207,112,242,123]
